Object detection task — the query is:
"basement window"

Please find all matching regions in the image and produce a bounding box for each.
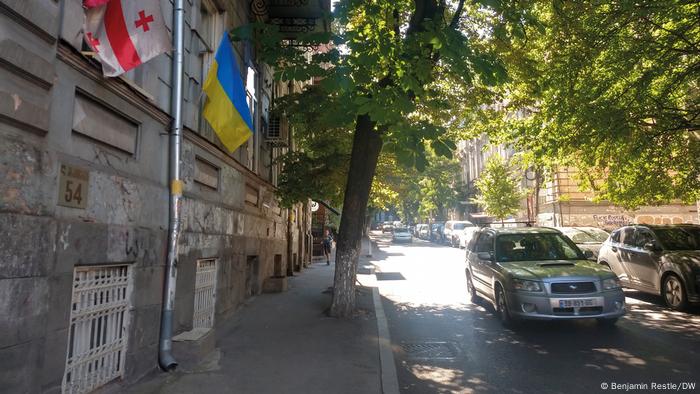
[62,265,132,394]
[193,259,218,329]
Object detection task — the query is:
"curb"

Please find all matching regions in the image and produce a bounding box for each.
[372,286,400,394]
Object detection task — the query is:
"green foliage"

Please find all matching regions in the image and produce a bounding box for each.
[370,149,463,223]
[477,0,700,208]
[472,157,524,221]
[231,0,517,208]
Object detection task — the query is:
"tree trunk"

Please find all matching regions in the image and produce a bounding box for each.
[330,115,382,317]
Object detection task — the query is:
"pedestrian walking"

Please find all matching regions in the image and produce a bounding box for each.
[322,229,333,265]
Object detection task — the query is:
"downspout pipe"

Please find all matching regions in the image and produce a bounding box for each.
[159,0,185,371]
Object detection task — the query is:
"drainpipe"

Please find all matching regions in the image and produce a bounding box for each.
[159,0,185,371]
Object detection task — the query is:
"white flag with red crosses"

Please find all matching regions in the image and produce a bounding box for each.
[83,0,171,77]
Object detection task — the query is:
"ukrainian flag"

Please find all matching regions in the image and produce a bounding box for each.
[203,33,253,152]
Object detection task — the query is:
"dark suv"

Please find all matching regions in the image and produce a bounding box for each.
[597,224,700,311]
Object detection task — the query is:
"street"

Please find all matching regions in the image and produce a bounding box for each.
[369,232,700,394]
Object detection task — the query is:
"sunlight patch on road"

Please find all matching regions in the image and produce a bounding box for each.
[592,348,647,367]
[408,364,477,394]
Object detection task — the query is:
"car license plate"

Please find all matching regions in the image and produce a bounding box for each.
[552,298,602,308]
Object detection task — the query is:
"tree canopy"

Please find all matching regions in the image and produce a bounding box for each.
[473,0,700,208]
[471,156,524,222]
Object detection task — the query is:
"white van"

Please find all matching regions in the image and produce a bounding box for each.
[444,220,475,247]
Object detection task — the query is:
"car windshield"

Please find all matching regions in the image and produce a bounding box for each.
[654,227,700,251]
[394,228,409,234]
[495,233,584,263]
[566,229,609,244]
[453,223,473,230]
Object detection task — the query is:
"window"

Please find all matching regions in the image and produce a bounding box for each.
[467,232,480,251]
[246,66,259,172]
[494,234,583,262]
[611,230,621,243]
[654,227,700,251]
[634,229,655,249]
[63,265,132,394]
[620,227,635,246]
[475,233,494,253]
[197,1,225,139]
[193,259,217,329]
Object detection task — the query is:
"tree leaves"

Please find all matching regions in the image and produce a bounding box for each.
[472,157,524,221]
[475,0,700,209]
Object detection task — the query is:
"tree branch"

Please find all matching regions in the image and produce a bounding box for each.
[449,0,466,29]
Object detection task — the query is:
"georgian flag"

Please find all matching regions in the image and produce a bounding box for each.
[83,0,170,77]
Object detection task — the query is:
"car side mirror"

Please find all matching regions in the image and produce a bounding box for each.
[477,252,494,261]
[583,250,594,259]
[643,242,661,252]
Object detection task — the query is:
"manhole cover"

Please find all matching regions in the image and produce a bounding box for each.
[400,341,460,360]
[375,272,406,281]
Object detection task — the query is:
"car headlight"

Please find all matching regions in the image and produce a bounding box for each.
[512,278,542,292]
[602,277,621,290]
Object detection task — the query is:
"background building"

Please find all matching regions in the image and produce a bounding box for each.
[457,137,699,228]
[0,0,327,392]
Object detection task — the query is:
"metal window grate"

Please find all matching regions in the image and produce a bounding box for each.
[193,259,217,329]
[267,116,282,139]
[62,265,132,394]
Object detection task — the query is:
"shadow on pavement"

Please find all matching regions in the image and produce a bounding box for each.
[381,293,700,394]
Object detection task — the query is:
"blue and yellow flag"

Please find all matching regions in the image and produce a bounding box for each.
[203,33,253,152]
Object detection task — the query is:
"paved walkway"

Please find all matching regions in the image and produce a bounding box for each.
[128,259,383,394]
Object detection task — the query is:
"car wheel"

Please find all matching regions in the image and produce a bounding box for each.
[596,317,619,328]
[465,270,481,303]
[495,285,514,327]
[662,274,688,311]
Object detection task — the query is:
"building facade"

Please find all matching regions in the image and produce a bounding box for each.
[0,0,326,392]
[456,137,699,228]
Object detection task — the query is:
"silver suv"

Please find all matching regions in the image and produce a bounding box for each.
[597,224,700,311]
[465,227,625,326]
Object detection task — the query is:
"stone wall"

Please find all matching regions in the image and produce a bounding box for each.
[0,0,303,392]
[538,201,699,231]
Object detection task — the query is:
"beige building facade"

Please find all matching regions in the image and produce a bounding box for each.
[0,0,326,392]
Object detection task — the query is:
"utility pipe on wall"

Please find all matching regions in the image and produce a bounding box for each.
[159,0,185,371]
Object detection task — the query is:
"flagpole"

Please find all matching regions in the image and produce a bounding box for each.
[159,0,185,371]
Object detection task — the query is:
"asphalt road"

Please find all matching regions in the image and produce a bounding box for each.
[370,232,700,394]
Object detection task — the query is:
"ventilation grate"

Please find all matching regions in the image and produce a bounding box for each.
[62,265,132,394]
[193,259,218,329]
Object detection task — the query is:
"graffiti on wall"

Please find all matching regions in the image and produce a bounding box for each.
[593,214,633,227]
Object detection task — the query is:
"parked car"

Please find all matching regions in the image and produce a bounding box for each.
[382,222,394,233]
[430,223,445,243]
[444,220,476,247]
[392,227,413,243]
[459,226,481,249]
[597,224,700,311]
[414,224,426,238]
[556,227,609,259]
[465,227,625,326]
[416,224,430,239]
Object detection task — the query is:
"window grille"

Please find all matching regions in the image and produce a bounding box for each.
[193,259,218,329]
[62,265,132,394]
[267,116,282,139]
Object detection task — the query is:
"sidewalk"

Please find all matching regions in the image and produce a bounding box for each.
[128,259,383,394]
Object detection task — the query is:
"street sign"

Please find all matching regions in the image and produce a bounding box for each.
[58,164,89,209]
